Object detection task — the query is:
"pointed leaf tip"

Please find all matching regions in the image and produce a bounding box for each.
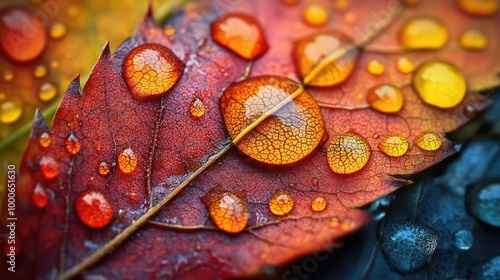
[32,109,50,136]
[66,75,83,96]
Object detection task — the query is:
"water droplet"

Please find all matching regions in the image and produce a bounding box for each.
[302,5,329,26]
[312,178,319,186]
[396,57,414,74]
[0,7,47,61]
[311,196,327,212]
[211,13,268,60]
[367,84,403,113]
[330,217,339,227]
[39,156,59,179]
[379,223,438,273]
[0,101,22,123]
[220,76,325,165]
[412,60,466,109]
[195,245,202,252]
[32,183,49,208]
[65,133,81,154]
[123,43,183,100]
[189,97,205,118]
[379,135,409,157]
[98,161,110,176]
[399,17,448,50]
[366,59,385,75]
[344,12,357,25]
[327,132,371,174]
[454,229,473,250]
[203,190,248,233]
[164,25,175,36]
[38,82,57,102]
[75,189,114,228]
[334,0,350,11]
[269,190,294,216]
[39,132,51,148]
[466,182,500,227]
[50,22,67,39]
[341,219,355,230]
[458,0,499,16]
[118,148,137,173]
[460,28,488,50]
[3,70,14,82]
[292,31,359,86]
[414,131,442,151]
[33,65,47,78]
[373,133,380,139]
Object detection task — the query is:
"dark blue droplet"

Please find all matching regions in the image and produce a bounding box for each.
[466,182,500,227]
[454,229,473,250]
[379,223,438,274]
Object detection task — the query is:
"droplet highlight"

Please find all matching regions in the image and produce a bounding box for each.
[38,82,57,102]
[412,60,466,109]
[75,189,114,228]
[0,101,22,124]
[311,196,327,212]
[460,28,488,50]
[123,43,183,100]
[379,135,409,157]
[269,190,294,216]
[65,133,81,154]
[98,161,110,176]
[189,97,205,118]
[302,4,329,26]
[367,84,403,113]
[50,22,67,39]
[118,148,138,173]
[211,13,268,60]
[366,59,385,75]
[327,132,371,174]
[454,229,473,250]
[39,156,59,179]
[203,190,248,233]
[399,17,448,50]
[414,131,442,151]
[32,183,49,209]
[39,132,51,148]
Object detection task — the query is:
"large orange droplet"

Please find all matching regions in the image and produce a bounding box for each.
[327,132,371,174]
[220,76,325,165]
[32,183,49,209]
[211,13,268,60]
[203,190,248,233]
[0,6,47,62]
[367,84,404,114]
[65,133,81,155]
[39,156,59,180]
[75,189,114,228]
[269,190,294,216]
[123,43,183,100]
[118,148,137,174]
[292,31,359,86]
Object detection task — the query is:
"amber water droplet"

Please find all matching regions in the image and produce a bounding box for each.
[118,148,137,173]
[334,0,350,11]
[341,219,355,230]
[292,31,359,86]
[50,22,67,38]
[397,57,415,74]
[303,5,329,26]
[413,60,466,109]
[98,161,110,175]
[414,131,442,151]
[32,183,49,208]
[269,190,294,216]
[311,196,327,212]
[458,0,499,15]
[75,189,114,228]
[211,13,268,60]
[367,59,385,75]
[39,132,51,148]
[3,70,14,82]
[367,84,404,113]
[330,217,339,227]
[65,133,81,154]
[327,132,371,174]
[399,17,448,50]
[189,97,205,118]
[344,12,357,25]
[312,178,319,186]
[0,101,22,123]
[123,43,183,100]
[379,135,409,157]
[39,156,59,179]
[34,65,47,78]
[38,82,57,102]
[164,25,175,36]
[203,190,248,233]
[220,76,325,165]
[460,28,488,50]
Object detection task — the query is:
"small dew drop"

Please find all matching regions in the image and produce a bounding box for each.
[327,132,371,174]
[118,148,138,174]
[454,229,473,250]
[164,25,175,36]
[203,190,248,233]
[458,0,499,16]
[312,178,319,186]
[39,132,51,148]
[414,131,442,151]
[75,189,114,228]
[302,4,329,26]
[311,196,327,212]
[3,70,14,82]
[32,183,49,209]
[396,57,414,74]
[399,17,448,50]
[460,28,488,50]
[98,161,110,176]
[50,22,67,39]
[379,135,410,157]
[39,156,59,180]
[189,97,206,118]
[0,101,23,124]
[33,65,47,78]
[341,219,355,230]
[269,190,294,216]
[334,0,350,11]
[38,82,57,102]
[367,59,385,75]
[367,84,403,114]
[65,133,81,154]
[330,217,339,227]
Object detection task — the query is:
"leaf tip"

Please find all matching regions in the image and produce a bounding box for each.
[67,75,83,96]
[32,109,51,136]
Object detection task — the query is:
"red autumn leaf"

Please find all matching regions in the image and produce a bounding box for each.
[1,0,498,279]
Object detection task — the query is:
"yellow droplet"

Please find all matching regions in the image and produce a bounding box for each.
[344,12,357,25]
[0,93,4,100]
[39,132,51,148]
[118,148,138,174]
[399,17,448,50]
[189,97,205,118]
[164,25,175,36]
[458,0,499,16]
[396,57,415,74]
[412,60,466,109]
[204,190,248,233]
[302,4,329,26]
[378,135,409,157]
[367,84,404,113]
[341,219,354,230]
[327,132,371,174]
[4,70,14,81]
[98,162,110,176]
[50,61,59,68]
[356,93,364,99]
[38,83,57,101]
[50,22,67,39]
[334,0,350,11]
[330,217,339,227]
[414,131,442,151]
[311,196,327,212]
[65,133,81,154]
[0,101,23,124]
[460,28,488,50]
[33,65,47,78]
[269,190,294,216]
[367,59,385,75]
